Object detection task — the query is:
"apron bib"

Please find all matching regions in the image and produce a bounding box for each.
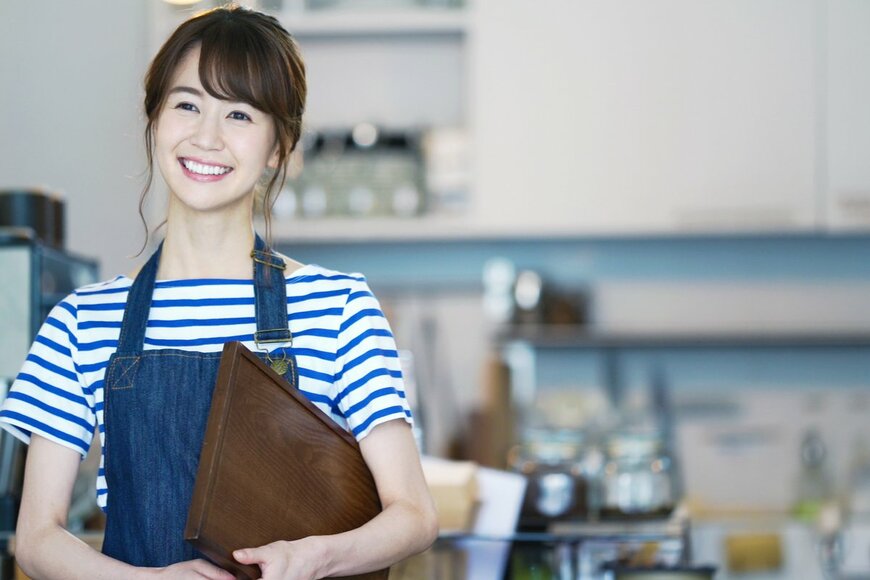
[101,235,297,567]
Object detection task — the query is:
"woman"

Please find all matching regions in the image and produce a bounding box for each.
[1,5,437,579]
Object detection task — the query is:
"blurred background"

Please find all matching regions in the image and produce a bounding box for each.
[2,0,870,578]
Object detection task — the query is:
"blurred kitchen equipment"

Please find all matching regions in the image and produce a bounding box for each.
[601,429,676,521]
[847,436,870,515]
[421,126,470,214]
[793,428,834,521]
[509,427,590,529]
[290,125,425,218]
[511,269,587,327]
[601,563,716,579]
[0,229,97,378]
[482,257,517,325]
[531,387,611,433]
[513,270,545,325]
[815,503,845,580]
[483,260,587,328]
[0,189,65,249]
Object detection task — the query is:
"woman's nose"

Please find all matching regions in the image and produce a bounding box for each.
[189,114,223,151]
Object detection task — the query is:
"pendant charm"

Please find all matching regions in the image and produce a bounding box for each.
[270,357,289,376]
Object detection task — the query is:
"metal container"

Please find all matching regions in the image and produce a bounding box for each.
[603,565,716,580]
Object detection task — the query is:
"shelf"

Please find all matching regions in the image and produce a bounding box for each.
[496,326,870,349]
[438,514,686,543]
[260,214,870,245]
[263,214,594,243]
[262,215,763,244]
[279,8,468,37]
[262,214,468,243]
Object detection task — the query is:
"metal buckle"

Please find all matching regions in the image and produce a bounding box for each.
[251,250,287,270]
[253,331,293,376]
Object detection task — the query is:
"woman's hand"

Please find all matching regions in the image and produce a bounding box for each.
[233,539,324,580]
[151,559,236,579]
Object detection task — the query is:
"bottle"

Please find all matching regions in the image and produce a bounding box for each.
[793,429,834,522]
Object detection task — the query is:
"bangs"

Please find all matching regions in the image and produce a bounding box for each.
[195,19,282,114]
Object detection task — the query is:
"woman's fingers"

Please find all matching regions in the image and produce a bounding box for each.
[233,546,267,565]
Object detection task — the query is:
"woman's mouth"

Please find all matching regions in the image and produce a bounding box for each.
[178,158,234,182]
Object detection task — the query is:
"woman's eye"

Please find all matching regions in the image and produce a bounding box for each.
[175,102,198,112]
[229,111,252,122]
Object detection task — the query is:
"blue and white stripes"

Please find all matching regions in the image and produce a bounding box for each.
[0,264,411,511]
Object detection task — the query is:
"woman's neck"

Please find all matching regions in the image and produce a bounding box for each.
[156,205,258,280]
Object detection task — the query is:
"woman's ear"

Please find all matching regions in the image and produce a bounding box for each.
[267,141,280,170]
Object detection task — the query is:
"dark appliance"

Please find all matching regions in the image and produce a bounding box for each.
[0,190,65,249]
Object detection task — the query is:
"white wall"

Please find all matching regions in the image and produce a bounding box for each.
[0,2,150,279]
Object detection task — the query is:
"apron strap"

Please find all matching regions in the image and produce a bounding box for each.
[252,234,293,345]
[116,242,163,354]
[116,234,291,354]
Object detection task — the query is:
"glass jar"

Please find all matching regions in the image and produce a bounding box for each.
[600,430,675,520]
[509,427,590,528]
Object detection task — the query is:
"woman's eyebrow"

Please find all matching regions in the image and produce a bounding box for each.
[168,86,202,97]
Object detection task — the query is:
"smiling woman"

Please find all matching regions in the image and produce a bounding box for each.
[140,5,306,254]
[0,5,437,580]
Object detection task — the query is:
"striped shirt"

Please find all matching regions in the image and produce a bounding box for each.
[0,264,411,511]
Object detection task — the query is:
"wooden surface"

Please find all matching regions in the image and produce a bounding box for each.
[185,342,387,580]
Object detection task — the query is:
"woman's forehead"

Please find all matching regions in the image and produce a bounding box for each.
[168,45,256,108]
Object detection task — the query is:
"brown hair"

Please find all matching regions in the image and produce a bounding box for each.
[137,3,306,253]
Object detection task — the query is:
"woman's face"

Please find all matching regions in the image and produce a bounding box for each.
[154,44,278,216]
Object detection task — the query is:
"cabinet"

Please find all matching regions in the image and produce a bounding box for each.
[824,0,870,230]
[469,0,819,235]
[149,1,870,239]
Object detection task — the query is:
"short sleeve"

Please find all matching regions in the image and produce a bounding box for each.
[333,276,412,440]
[0,293,95,457]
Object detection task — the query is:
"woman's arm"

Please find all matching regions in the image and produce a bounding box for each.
[15,435,233,580]
[234,419,438,579]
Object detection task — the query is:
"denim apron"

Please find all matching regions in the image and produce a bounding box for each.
[101,235,297,567]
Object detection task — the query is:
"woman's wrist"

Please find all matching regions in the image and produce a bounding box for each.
[300,535,334,579]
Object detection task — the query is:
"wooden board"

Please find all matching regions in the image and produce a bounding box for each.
[185,342,387,580]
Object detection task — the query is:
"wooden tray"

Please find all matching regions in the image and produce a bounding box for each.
[185,342,388,580]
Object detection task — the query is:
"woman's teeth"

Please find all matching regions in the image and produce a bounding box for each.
[182,159,232,176]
